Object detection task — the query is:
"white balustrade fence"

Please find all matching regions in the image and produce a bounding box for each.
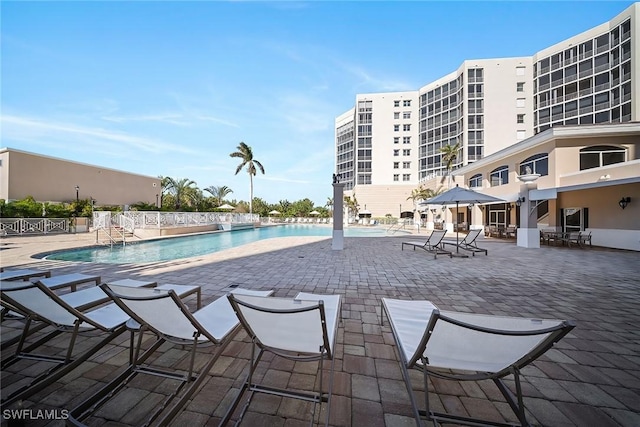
[0,218,70,236]
[116,211,258,228]
[0,211,260,236]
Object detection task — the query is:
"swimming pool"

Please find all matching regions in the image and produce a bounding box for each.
[44,224,403,264]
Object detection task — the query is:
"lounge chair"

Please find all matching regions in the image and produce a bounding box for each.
[0,268,51,281]
[68,285,274,426]
[401,229,451,258]
[37,272,101,291]
[0,281,132,406]
[222,292,341,426]
[381,298,575,427]
[0,280,195,406]
[442,228,488,256]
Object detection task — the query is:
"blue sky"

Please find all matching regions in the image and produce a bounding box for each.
[1,1,634,207]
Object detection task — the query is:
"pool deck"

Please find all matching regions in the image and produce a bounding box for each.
[1,230,639,426]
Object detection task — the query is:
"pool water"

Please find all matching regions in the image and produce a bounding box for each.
[44,224,400,264]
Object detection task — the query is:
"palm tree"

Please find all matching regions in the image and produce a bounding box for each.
[204,185,234,207]
[163,177,198,210]
[440,142,461,188]
[230,142,265,214]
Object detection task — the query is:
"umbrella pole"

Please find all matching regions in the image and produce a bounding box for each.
[456,201,459,252]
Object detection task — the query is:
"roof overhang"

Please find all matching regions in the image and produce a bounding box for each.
[529,176,640,201]
[454,122,640,176]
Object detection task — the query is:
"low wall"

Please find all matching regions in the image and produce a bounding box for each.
[134,225,221,238]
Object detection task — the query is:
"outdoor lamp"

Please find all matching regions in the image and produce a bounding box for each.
[515,196,525,207]
[618,197,630,209]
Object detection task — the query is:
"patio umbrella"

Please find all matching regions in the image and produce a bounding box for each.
[309,210,320,216]
[422,185,504,256]
[358,209,372,218]
[268,210,281,215]
[218,203,235,210]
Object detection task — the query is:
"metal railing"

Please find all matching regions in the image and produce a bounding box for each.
[0,218,70,236]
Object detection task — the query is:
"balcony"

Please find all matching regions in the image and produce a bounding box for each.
[578,51,593,60]
[539,82,551,91]
[579,87,593,97]
[594,82,611,93]
[565,74,578,83]
[579,105,594,115]
[578,69,593,79]
[622,30,631,41]
[565,109,579,118]
[595,102,610,111]
[594,63,610,74]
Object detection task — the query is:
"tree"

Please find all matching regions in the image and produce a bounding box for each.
[230,142,265,215]
[204,185,233,207]
[162,177,198,211]
[440,142,461,188]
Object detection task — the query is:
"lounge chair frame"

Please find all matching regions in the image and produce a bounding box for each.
[222,294,341,427]
[68,285,272,427]
[381,298,575,427]
[442,228,487,256]
[401,230,452,259]
[0,281,128,406]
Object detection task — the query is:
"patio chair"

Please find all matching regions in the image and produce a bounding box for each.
[221,292,341,426]
[68,285,274,427]
[36,272,101,292]
[0,281,134,406]
[0,268,51,281]
[442,228,487,256]
[578,231,592,247]
[401,229,452,259]
[381,298,575,427]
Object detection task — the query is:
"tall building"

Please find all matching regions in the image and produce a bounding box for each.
[335,2,638,219]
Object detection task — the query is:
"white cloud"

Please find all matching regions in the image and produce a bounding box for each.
[1,114,196,154]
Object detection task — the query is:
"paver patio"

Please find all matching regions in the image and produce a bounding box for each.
[1,231,639,426]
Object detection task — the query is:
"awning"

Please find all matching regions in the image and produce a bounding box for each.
[529,188,557,201]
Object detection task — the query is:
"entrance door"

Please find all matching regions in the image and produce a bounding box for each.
[489,209,506,228]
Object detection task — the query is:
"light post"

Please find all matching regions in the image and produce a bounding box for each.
[156,194,159,208]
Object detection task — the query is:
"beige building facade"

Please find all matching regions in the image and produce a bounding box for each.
[443,123,640,251]
[336,3,639,225]
[0,148,161,208]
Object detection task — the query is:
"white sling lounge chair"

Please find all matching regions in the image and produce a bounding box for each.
[381,298,575,427]
[0,268,51,281]
[401,229,452,259]
[222,292,341,427]
[0,281,135,406]
[441,228,488,256]
[68,285,274,427]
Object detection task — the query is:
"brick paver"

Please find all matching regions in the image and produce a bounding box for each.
[1,231,639,426]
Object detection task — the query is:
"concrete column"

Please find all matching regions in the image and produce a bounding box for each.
[517,182,540,248]
[332,183,345,250]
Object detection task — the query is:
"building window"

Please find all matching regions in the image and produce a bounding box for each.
[393,174,399,181]
[517,114,525,124]
[490,165,509,186]
[394,137,400,144]
[403,124,411,131]
[394,100,400,107]
[403,149,411,156]
[519,153,548,176]
[403,161,411,168]
[580,145,626,170]
[516,66,526,76]
[469,173,482,188]
[394,112,400,119]
[394,124,400,132]
[403,136,411,144]
[516,98,525,108]
[393,162,399,169]
[403,111,411,119]
[516,82,525,92]
[402,174,411,181]
[403,100,411,107]
[393,149,400,156]
[516,130,526,140]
